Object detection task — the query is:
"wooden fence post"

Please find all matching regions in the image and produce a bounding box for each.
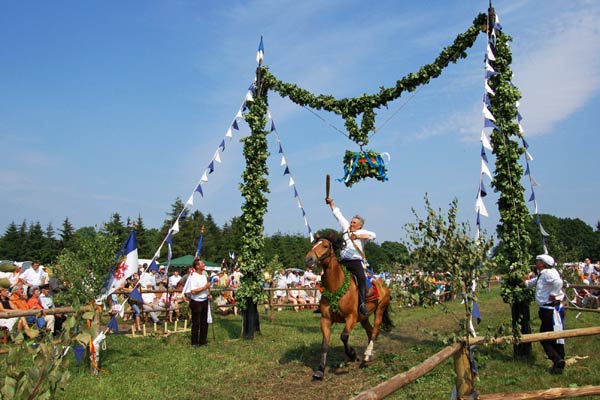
[453,345,476,399]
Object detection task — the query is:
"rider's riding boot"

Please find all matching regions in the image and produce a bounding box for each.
[358,281,369,316]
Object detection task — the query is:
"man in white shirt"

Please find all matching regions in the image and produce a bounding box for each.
[39,285,57,334]
[168,270,182,289]
[525,254,565,374]
[19,262,48,293]
[141,284,161,324]
[186,259,210,347]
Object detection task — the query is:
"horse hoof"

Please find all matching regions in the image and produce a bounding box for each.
[363,355,373,363]
[312,370,324,380]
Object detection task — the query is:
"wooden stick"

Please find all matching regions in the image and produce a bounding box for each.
[174,320,178,332]
[142,324,146,337]
[131,325,135,337]
[477,385,600,400]
[325,174,330,199]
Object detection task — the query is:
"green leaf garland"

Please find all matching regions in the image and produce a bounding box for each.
[321,265,351,313]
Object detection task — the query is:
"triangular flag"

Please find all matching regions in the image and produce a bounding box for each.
[528,191,536,202]
[225,127,233,138]
[481,146,488,163]
[480,181,487,197]
[172,220,180,234]
[129,288,144,304]
[486,44,496,61]
[531,176,539,187]
[289,176,295,186]
[540,223,550,237]
[219,139,226,151]
[148,259,159,272]
[472,301,482,324]
[301,208,306,216]
[107,315,119,333]
[297,199,302,209]
[485,69,499,79]
[73,345,85,366]
[484,118,498,130]
[186,194,194,208]
[522,138,528,148]
[485,80,495,96]
[495,14,502,31]
[232,120,239,131]
[200,171,209,183]
[533,199,538,214]
[278,143,283,154]
[518,123,524,133]
[283,166,290,175]
[525,163,530,176]
[294,187,298,197]
[481,159,493,180]
[195,184,204,197]
[180,209,188,221]
[483,93,491,106]
[236,109,243,120]
[481,130,493,151]
[245,91,254,102]
[208,161,215,174]
[214,151,222,163]
[303,216,308,226]
[525,149,533,161]
[534,214,540,225]
[475,194,489,217]
[476,210,481,225]
[281,156,287,166]
[271,120,276,132]
[485,61,494,72]
[517,111,523,123]
[482,104,495,121]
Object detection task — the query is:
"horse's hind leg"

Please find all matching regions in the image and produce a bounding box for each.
[341,318,358,361]
[313,317,332,380]
[360,316,375,363]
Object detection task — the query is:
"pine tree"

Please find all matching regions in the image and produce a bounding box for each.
[59,217,75,250]
[0,222,20,260]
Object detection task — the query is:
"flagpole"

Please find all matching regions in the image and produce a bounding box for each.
[195,225,205,259]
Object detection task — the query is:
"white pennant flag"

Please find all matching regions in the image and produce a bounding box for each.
[281,155,287,166]
[540,223,550,237]
[485,80,495,95]
[531,176,539,187]
[304,216,308,226]
[200,171,209,183]
[267,109,272,119]
[481,130,493,151]
[475,194,489,217]
[525,149,533,161]
[481,159,493,180]
[518,123,524,133]
[245,91,254,102]
[482,104,496,121]
[486,44,496,61]
[172,220,180,234]
[297,199,302,208]
[154,247,162,260]
[186,194,194,208]
[236,110,243,120]
[213,150,222,163]
[225,127,233,139]
[289,176,295,186]
[485,61,494,72]
[475,225,481,241]
[534,199,539,214]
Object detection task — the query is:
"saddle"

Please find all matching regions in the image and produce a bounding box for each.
[349,274,379,302]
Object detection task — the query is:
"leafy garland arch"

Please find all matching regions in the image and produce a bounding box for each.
[237,9,532,345]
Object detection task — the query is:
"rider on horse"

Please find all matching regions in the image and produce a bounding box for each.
[326,197,375,316]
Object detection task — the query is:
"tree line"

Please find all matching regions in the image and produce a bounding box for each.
[0,197,598,273]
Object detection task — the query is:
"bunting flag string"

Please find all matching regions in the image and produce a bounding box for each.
[267,109,314,242]
[106,84,255,331]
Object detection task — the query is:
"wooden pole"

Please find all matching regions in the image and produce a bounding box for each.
[477,385,600,400]
[470,326,600,346]
[352,343,462,400]
[453,346,475,398]
[564,306,600,313]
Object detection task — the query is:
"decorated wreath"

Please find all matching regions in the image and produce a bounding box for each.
[338,149,389,187]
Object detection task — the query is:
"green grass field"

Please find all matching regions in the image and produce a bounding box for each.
[44,287,600,399]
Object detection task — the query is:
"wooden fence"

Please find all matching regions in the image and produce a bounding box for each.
[352,327,600,400]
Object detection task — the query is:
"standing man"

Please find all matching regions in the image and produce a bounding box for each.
[526,254,566,374]
[186,259,210,347]
[326,197,376,315]
[18,262,48,293]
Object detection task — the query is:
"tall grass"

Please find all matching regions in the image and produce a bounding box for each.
[45,286,600,399]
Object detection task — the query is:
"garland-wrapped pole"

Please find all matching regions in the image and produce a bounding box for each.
[238,65,271,339]
[486,5,533,358]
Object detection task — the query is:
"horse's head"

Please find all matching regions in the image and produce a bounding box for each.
[305,232,341,269]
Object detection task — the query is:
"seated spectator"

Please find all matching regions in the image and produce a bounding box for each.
[141,284,161,324]
[17,287,51,333]
[9,285,28,310]
[287,282,306,312]
[582,258,596,284]
[168,270,182,289]
[0,288,18,334]
[155,266,168,289]
[40,284,64,335]
[158,291,180,322]
[274,271,287,311]
[8,266,21,290]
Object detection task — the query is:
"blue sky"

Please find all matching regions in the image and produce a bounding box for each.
[1,0,599,245]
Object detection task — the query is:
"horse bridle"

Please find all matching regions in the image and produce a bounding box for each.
[308,238,336,266]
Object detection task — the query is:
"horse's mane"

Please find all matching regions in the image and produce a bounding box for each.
[314,230,345,252]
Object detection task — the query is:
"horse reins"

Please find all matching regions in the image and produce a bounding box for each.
[309,238,335,265]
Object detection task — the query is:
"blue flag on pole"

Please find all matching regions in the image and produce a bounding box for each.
[100,230,138,298]
[472,301,482,324]
[107,315,119,333]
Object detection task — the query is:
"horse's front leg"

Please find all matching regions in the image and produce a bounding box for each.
[313,317,332,380]
[341,316,358,361]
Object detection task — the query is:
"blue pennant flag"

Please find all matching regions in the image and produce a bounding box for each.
[480,146,488,163]
[195,184,203,197]
[107,315,119,333]
[283,166,290,175]
[100,230,139,298]
[256,36,264,64]
[302,208,306,217]
[484,118,498,130]
[148,259,159,272]
[485,70,499,79]
[129,287,144,304]
[271,120,276,132]
[293,187,298,197]
[242,103,248,112]
[73,345,86,366]
[219,139,226,151]
[529,191,536,202]
[534,214,540,225]
[166,233,173,264]
[278,143,283,154]
[232,120,239,131]
[483,93,491,106]
[525,164,530,176]
[180,209,188,221]
[517,111,523,123]
[522,138,529,149]
[472,301,482,324]
[196,230,204,259]
[480,181,487,198]
[208,161,215,174]
[476,210,481,225]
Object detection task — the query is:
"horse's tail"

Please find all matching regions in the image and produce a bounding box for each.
[381,303,394,332]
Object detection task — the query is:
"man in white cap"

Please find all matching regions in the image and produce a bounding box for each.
[525,254,566,374]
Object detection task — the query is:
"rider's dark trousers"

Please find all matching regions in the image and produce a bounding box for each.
[341,259,367,307]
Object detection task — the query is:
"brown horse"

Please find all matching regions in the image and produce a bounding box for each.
[305,234,393,380]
